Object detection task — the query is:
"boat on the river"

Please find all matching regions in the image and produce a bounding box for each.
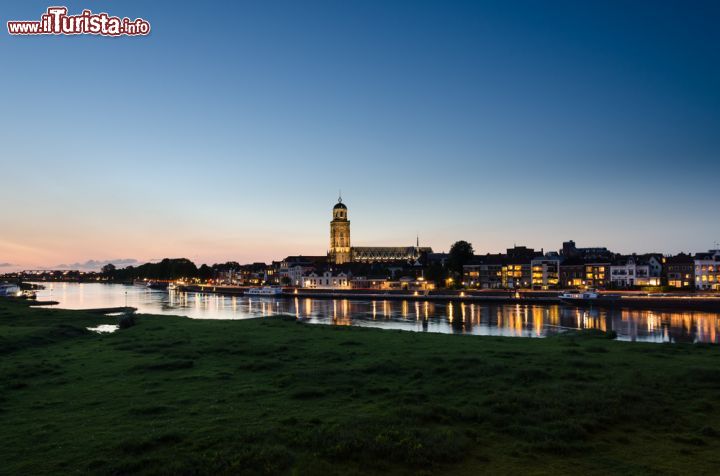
[245,286,283,296]
[0,283,37,299]
[560,289,619,306]
[146,281,169,290]
[0,283,21,297]
[560,289,599,301]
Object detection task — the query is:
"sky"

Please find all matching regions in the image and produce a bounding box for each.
[1,1,719,271]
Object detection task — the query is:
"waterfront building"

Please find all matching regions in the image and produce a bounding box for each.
[560,258,586,288]
[694,250,720,291]
[609,256,656,288]
[382,277,435,291]
[463,254,504,289]
[216,269,240,285]
[584,263,611,289]
[301,271,351,289]
[561,240,613,261]
[531,254,563,290]
[560,259,610,289]
[665,253,695,289]
[350,276,388,290]
[464,247,541,289]
[426,252,450,267]
[641,254,664,281]
[237,263,269,285]
[351,246,430,263]
[635,266,659,287]
[278,256,326,286]
[501,264,531,289]
[263,265,277,284]
[328,196,432,264]
[500,246,541,289]
[285,266,308,287]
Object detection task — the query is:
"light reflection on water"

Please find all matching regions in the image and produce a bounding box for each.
[35,283,720,343]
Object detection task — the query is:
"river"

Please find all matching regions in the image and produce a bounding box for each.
[33,282,720,343]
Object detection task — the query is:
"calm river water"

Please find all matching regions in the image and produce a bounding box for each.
[34,283,720,343]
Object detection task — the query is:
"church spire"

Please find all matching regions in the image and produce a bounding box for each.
[338,189,342,204]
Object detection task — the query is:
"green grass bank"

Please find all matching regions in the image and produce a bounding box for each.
[1,300,719,475]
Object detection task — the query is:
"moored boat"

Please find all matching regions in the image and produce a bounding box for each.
[560,289,599,301]
[245,286,283,296]
[0,283,21,297]
[560,289,619,306]
[146,281,169,290]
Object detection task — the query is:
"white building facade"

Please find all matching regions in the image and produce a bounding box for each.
[695,250,720,291]
[301,271,350,289]
[284,265,311,287]
[610,257,657,287]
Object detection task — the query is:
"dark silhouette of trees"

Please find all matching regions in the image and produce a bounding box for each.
[104,258,199,281]
[448,241,474,277]
[198,264,213,281]
[101,263,116,276]
[425,263,448,287]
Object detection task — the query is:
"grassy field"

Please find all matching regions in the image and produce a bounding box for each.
[1,300,719,475]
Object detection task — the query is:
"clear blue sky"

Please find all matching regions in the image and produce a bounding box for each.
[1,0,719,269]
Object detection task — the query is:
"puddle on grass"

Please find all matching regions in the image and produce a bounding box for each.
[87,325,119,334]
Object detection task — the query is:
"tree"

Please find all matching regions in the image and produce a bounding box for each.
[448,241,474,277]
[101,263,116,277]
[425,263,448,287]
[212,262,241,273]
[198,264,213,281]
[280,276,291,286]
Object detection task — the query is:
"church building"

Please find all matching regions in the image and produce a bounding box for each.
[328,196,432,264]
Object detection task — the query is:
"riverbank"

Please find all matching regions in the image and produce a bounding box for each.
[1,299,719,474]
[179,284,720,312]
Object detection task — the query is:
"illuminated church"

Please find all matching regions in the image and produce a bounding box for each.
[328,196,432,264]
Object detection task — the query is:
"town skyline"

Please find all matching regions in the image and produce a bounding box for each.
[2,194,718,272]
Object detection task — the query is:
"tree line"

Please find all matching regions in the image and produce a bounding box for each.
[101,258,246,281]
[99,241,476,285]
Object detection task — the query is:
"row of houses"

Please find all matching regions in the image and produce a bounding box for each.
[213,256,435,291]
[463,241,720,291]
[7,242,717,292]
[221,243,720,292]
[299,271,435,291]
[673,251,720,291]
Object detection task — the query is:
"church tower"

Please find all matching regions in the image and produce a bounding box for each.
[329,195,351,264]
